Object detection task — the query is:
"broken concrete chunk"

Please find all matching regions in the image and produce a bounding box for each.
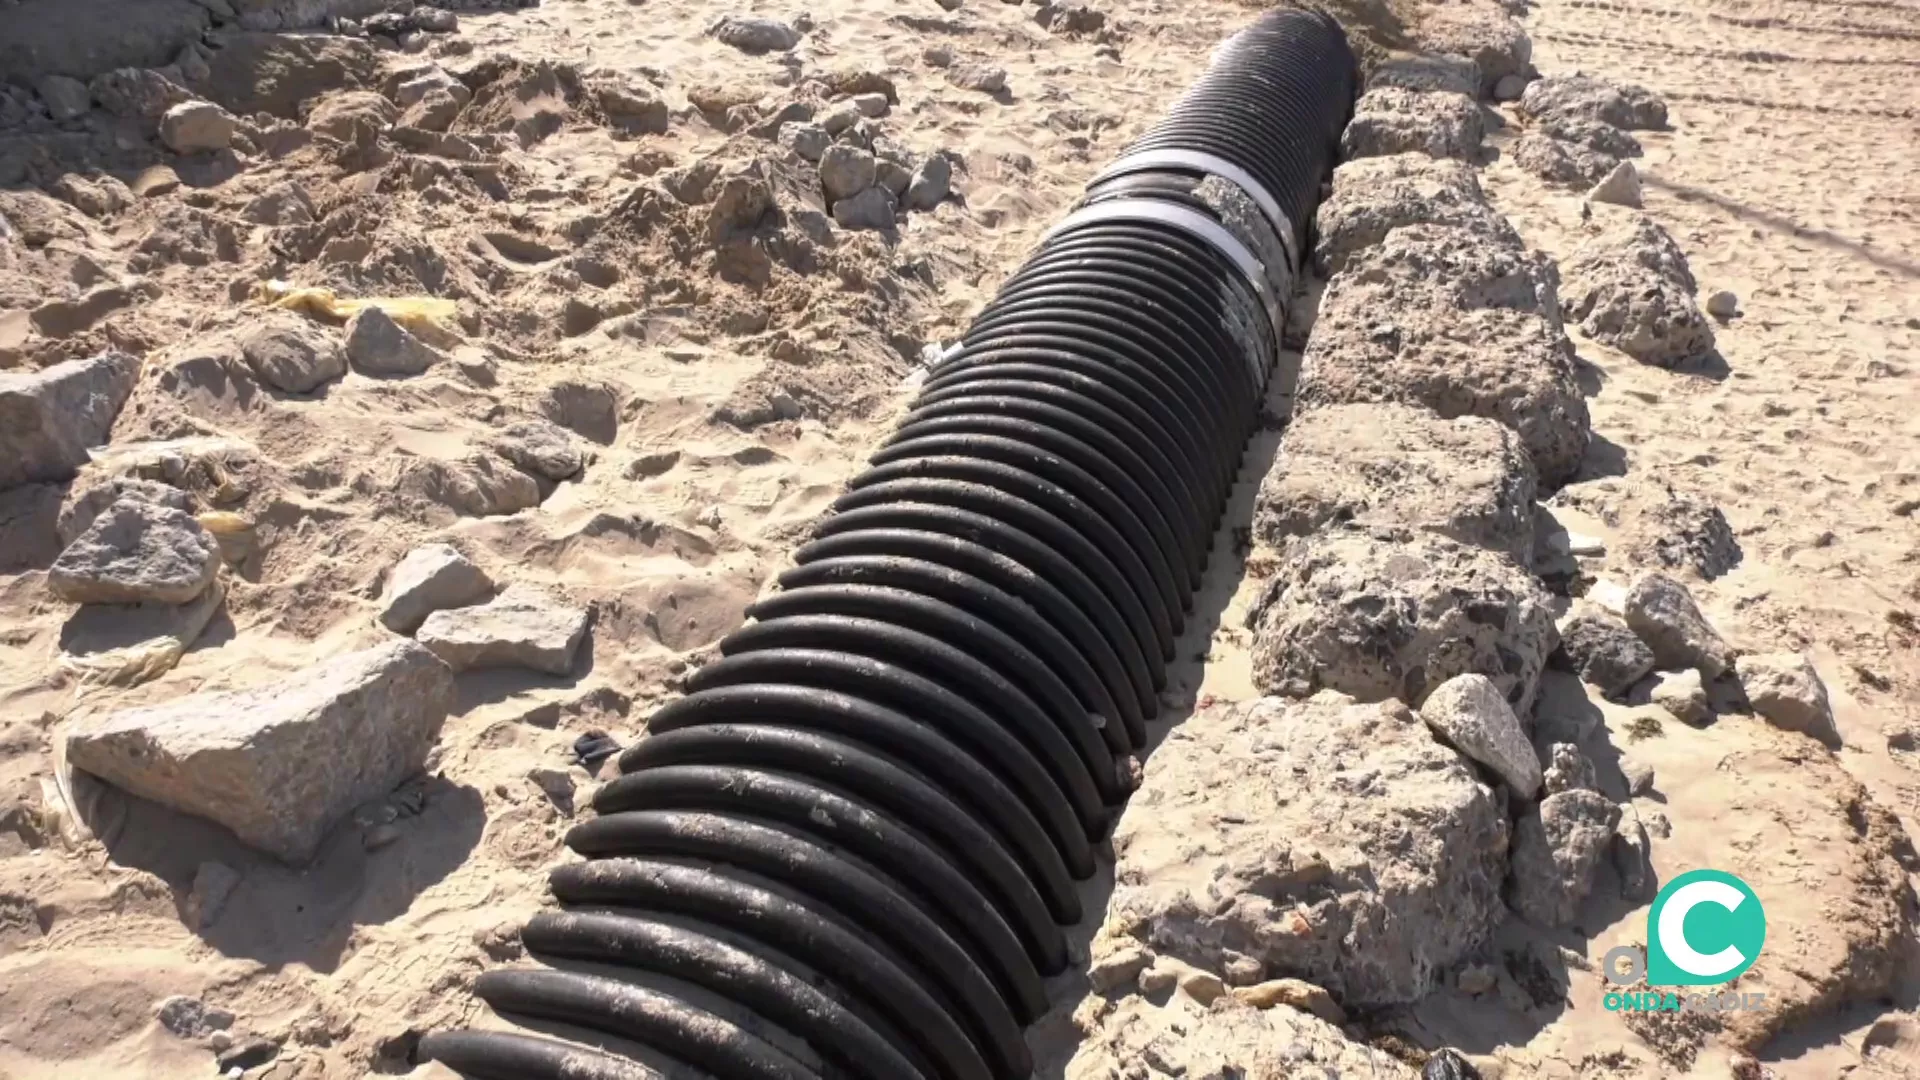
[1294,225,1589,485]
[1554,602,1656,698]
[1102,694,1509,1007]
[379,543,494,634]
[1736,652,1839,747]
[0,352,140,489]
[416,584,590,675]
[1313,153,1521,275]
[1420,673,1542,798]
[47,499,219,606]
[1623,571,1736,677]
[1508,788,1620,927]
[1561,214,1714,369]
[1255,403,1537,563]
[1341,88,1484,161]
[1250,528,1559,713]
[65,640,454,863]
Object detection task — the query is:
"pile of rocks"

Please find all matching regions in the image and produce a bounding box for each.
[775,87,954,232]
[1508,72,1667,199]
[1559,212,1717,368]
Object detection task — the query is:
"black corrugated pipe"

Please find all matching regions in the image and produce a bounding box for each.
[420,10,1357,1080]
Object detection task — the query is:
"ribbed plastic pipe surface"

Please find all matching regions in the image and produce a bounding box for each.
[421,10,1356,1079]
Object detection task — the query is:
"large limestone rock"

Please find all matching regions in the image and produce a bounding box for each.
[1255,403,1537,563]
[1554,601,1656,698]
[1510,132,1621,189]
[1418,5,1532,93]
[379,543,494,634]
[1507,788,1621,927]
[1295,225,1590,485]
[1420,673,1542,797]
[57,476,195,545]
[1736,652,1839,746]
[1341,88,1484,162]
[416,584,589,675]
[1623,571,1737,677]
[0,352,140,489]
[47,499,219,605]
[1313,153,1521,275]
[1561,214,1715,368]
[1517,73,1668,130]
[65,640,454,863]
[1367,54,1481,97]
[1067,991,1416,1079]
[1101,694,1509,1007]
[236,314,347,394]
[1251,528,1559,712]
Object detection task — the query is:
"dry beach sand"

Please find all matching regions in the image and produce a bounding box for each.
[2,0,1919,1077]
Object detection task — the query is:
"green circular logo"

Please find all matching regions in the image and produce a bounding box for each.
[1646,869,1766,986]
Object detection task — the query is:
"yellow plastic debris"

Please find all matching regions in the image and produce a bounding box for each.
[195,511,253,535]
[251,279,459,336]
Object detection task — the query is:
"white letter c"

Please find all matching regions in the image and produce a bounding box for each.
[1657,880,1747,978]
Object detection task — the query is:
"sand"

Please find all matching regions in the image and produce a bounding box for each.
[3,0,1918,1076]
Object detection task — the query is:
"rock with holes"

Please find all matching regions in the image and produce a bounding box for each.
[1067,991,1417,1078]
[48,499,219,605]
[1554,602,1656,698]
[1539,114,1642,159]
[0,352,140,489]
[1255,403,1537,562]
[379,543,494,634]
[1418,5,1532,94]
[1624,571,1736,677]
[1541,742,1598,795]
[1096,693,1509,1007]
[1249,527,1558,713]
[1295,225,1589,485]
[1367,54,1481,97]
[1313,153,1521,274]
[1420,673,1542,797]
[417,584,590,675]
[345,305,443,377]
[1511,133,1620,189]
[1517,73,1667,131]
[1342,89,1484,162]
[237,314,346,393]
[1736,653,1838,746]
[1508,789,1620,927]
[65,639,453,863]
[1561,214,1714,371]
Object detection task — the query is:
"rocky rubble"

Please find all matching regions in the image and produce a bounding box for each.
[1099,694,1511,1008]
[1560,213,1716,368]
[1253,402,1538,562]
[1312,152,1522,275]
[1294,223,1591,485]
[1250,527,1559,711]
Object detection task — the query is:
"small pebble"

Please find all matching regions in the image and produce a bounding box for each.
[1706,290,1738,318]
